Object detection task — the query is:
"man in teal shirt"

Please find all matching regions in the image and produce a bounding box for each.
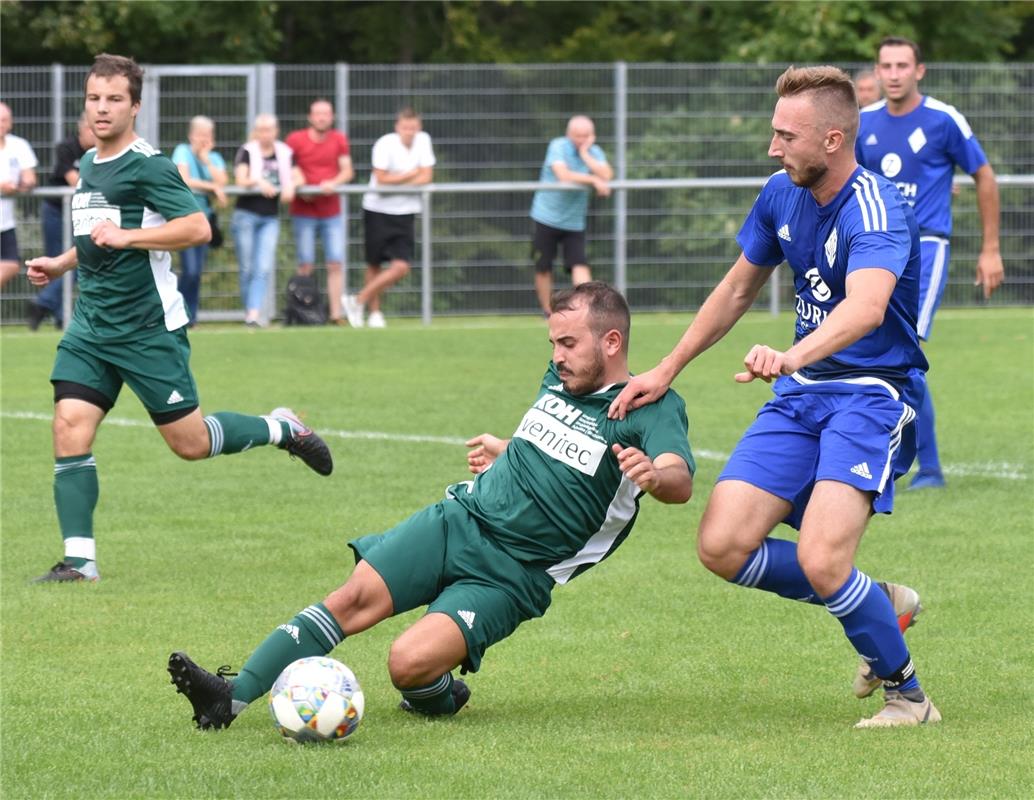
[529,116,613,315]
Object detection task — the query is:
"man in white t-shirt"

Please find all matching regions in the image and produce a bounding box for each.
[342,108,435,328]
[0,102,39,286]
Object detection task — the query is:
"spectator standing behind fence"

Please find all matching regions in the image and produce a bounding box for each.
[342,107,435,329]
[286,99,353,325]
[0,101,38,287]
[232,114,295,327]
[857,36,1004,490]
[172,116,228,325]
[529,115,612,317]
[853,70,881,107]
[28,113,95,330]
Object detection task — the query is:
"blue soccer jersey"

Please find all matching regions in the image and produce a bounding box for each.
[856,96,988,237]
[737,167,928,408]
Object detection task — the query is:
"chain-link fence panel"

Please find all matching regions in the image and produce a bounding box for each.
[2,61,1031,326]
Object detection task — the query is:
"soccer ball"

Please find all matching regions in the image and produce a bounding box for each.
[268,656,364,743]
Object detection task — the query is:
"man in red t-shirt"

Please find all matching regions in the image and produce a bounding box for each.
[286,99,354,324]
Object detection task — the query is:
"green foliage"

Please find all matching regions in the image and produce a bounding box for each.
[0,0,281,65]
[2,0,1031,66]
[2,311,1032,798]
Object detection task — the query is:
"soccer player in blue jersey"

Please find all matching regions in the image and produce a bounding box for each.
[611,65,940,727]
[857,36,1005,489]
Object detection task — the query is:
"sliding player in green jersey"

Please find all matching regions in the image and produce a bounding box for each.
[26,54,333,584]
[168,281,695,728]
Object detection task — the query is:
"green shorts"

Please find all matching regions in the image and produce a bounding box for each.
[51,328,199,420]
[349,499,555,673]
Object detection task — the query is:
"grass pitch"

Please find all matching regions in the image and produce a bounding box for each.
[2,309,1032,799]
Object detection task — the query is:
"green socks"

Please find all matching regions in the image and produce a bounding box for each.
[203,412,291,456]
[398,673,458,715]
[54,453,98,570]
[231,604,344,706]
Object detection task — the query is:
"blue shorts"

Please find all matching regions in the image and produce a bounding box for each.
[292,213,344,265]
[916,236,950,340]
[718,389,918,529]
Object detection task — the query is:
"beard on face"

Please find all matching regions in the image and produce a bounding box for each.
[560,343,606,395]
[785,158,828,188]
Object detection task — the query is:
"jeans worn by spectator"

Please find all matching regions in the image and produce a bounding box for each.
[232,208,280,321]
[179,244,208,324]
[33,202,68,323]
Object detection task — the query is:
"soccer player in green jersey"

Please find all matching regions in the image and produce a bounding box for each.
[168,281,695,728]
[25,54,333,584]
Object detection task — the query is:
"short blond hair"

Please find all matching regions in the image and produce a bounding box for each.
[775,65,858,144]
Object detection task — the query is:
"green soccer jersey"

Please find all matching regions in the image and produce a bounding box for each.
[451,362,696,584]
[68,139,201,342]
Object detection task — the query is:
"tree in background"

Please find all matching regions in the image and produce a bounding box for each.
[2,0,1032,66]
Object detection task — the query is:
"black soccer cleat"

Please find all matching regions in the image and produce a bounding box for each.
[167,652,237,730]
[270,407,334,476]
[399,678,471,716]
[32,560,99,583]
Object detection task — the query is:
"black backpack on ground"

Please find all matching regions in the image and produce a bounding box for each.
[283,273,328,326]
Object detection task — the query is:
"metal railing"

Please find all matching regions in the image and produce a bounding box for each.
[9,173,1034,327]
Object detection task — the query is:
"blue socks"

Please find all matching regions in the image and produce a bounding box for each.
[731,541,921,692]
[915,382,941,473]
[731,538,823,605]
[822,568,919,692]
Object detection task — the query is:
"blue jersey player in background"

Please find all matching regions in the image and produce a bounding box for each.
[612,65,940,727]
[857,36,1005,489]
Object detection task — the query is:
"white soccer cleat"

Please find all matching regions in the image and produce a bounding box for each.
[853,582,923,698]
[367,310,386,328]
[341,294,365,328]
[855,690,941,728]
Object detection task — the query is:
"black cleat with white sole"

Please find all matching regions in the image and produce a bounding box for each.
[270,407,333,476]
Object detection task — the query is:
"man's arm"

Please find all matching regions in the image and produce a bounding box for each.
[972,163,1004,299]
[736,267,895,383]
[372,165,433,186]
[320,155,354,194]
[609,253,774,418]
[1,167,36,195]
[551,161,610,197]
[579,143,613,181]
[90,211,210,251]
[612,446,692,504]
[19,166,37,192]
[26,247,77,285]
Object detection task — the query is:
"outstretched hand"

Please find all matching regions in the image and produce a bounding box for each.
[465,433,507,475]
[25,256,65,286]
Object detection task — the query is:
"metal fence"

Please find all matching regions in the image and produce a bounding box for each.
[3,62,1033,325]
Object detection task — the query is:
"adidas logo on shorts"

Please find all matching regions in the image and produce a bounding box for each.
[850,462,873,480]
[457,610,476,629]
